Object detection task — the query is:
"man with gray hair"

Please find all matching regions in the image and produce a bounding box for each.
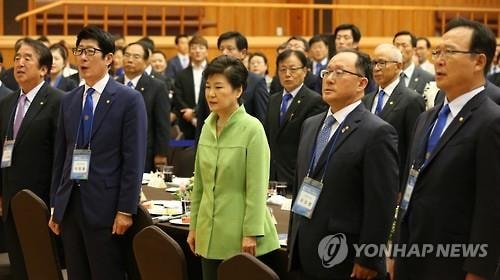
[362,43,424,177]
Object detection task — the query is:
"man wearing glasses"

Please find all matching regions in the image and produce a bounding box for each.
[49,26,147,280]
[288,49,398,279]
[395,18,500,280]
[362,43,424,178]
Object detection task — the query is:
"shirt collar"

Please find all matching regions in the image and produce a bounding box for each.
[378,77,400,97]
[327,100,362,124]
[192,60,207,70]
[283,83,303,98]
[444,85,485,118]
[403,62,416,79]
[124,74,142,88]
[20,80,45,102]
[85,73,109,95]
[144,65,152,75]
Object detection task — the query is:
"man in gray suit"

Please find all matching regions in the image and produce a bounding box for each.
[393,31,434,95]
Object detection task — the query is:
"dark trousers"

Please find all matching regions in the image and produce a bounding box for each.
[4,207,28,280]
[61,187,126,280]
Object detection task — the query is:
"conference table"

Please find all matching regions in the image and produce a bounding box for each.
[142,186,293,280]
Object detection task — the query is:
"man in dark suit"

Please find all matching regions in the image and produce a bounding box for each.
[435,81,500,106]
[0,38,62,280]
[173,35,208,140]
[165,34,190,79]
[288,50,398,279]
[265,49,325,194]
[117,42,170,172]
[395,18,500,280]
[393,31,434,95]
[362,43,424,178]
[0,81,12,100]
[49,26,147,280]
[196,31,269,133]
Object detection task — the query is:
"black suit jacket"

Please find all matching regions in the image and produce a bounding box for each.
[0,84,13,101]
[165,56,184,79]
[265,85,326,192]
[173,66,203,140]
[407,65,434,94]
[195,72,269,140]
[0,82,62,218]
[362,81,425,178]
[395,91,500,279]
[117,74,170,172]
[270,71,321,96]
[288,104,398,279]
[0,68,18,91]
[434,81,500,106]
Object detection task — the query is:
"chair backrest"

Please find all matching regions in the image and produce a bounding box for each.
[170,146,195,178]
[11,189,63,280]
[125,204,154,280]
[218,253,279,280]
[133,225,187,280]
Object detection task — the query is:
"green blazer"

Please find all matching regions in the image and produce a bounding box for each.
[190,105,279,259]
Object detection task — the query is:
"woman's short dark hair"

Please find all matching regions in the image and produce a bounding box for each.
[203,55,248,104]
[49,43,68,63]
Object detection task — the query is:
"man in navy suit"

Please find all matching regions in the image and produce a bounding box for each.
[288,50,398,279]
[393,31,434,95]
[395,18,500,280]
[165,34,190,79]
[49,26,147,280]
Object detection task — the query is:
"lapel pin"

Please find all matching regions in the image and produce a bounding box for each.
[40,101,44,105]
[414,78,419,82]
[297,100,301,104]
[389,101,394,105]
[106,100,110,104]
[341,126,349,133]
[459,117,464,122]
[141,87,144,91]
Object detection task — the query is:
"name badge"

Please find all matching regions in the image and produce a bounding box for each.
[1,140,15,168]
[291,177,323,219]
[70,149,91,180]
[400,167,419,211]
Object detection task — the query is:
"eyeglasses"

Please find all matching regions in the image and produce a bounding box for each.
[72,47,103,56]
[123,52,143,60]
[278,66,304,74]
[371,60,399,68]
[320,68,363,79]
[431,48,478,60]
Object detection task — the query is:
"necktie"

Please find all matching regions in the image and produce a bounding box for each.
[426,104,450,159]
[78,88,96,148]
[126,81,134,88]
[315,63,322,76]
[313,115,336,168]
[375,90,385,115]
[13,94,27,139]
[279,93,293,126]
[400,72,408,86]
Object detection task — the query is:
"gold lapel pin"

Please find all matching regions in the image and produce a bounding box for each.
[297,100,301,104]
[459,117,464,122]
[341,126,349,133]
[141,87,144,91]
[389,101,394,105]
[40,101,44,105]
[106,100,110,104]
[414,78,419,82]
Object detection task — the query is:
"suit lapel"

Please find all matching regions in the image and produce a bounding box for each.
[68,86,85,143]
[135,74,148,94]
[379,83,404,119]
[364,92,376,112]
[280,87,305,130]
[91,79,117,138]
[313,104,363,175]
[422,93,485,169]
[15,83,50,141]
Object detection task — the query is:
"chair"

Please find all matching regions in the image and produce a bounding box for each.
[11,189,63,280]
[133,225,188,280]
[218,253,280,280]
[125,204,154,280]
[170,146,195,178]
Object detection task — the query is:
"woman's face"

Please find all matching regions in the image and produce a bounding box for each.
[205,73,242,116]
[151,53,167,73]
[249,55,267,76]
[50,50,65,75]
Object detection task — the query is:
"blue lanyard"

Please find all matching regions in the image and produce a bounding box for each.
[306,120,344,183]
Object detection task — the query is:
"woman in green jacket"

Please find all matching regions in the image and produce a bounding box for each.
[187,55,279,280]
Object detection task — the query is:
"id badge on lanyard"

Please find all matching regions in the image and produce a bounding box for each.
[70,149,91,180]
[1,139,15,168]
[291,177,323,219]
[400,166,419,211]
